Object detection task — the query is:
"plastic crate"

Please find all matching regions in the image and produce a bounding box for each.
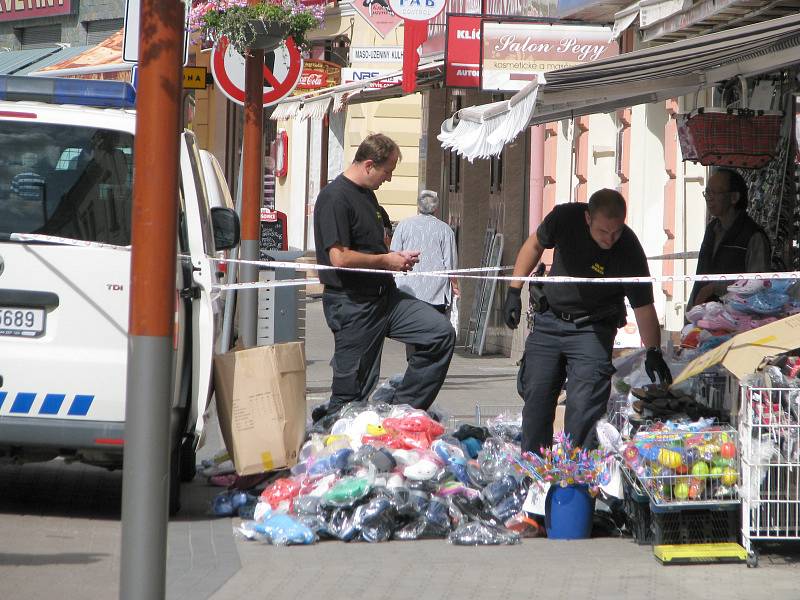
[623,476,653,545]
[650,505,740,546]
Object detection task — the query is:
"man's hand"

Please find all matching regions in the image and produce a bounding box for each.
[385,250,420,272]
[503,287,522,329]
[645,347,673,385]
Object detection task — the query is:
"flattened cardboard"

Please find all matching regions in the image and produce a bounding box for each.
[672,313,800,386]
[213,342,306,476]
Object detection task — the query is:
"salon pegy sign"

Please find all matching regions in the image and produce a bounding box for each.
[0,0,72,22]
[481,22,617,92]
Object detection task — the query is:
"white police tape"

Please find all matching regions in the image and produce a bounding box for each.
[12,232,798,289]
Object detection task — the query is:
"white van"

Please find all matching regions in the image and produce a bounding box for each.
[0,75,239,513]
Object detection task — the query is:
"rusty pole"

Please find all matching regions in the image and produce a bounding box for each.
[119,0,184,597]
[238,0,265,348]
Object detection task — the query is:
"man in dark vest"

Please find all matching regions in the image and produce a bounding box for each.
[688,168,770,309]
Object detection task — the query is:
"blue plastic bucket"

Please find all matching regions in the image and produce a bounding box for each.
[544,484,595,539]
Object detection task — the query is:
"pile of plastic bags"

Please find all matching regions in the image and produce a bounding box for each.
[221,402,543,546]
[681,279,800,355]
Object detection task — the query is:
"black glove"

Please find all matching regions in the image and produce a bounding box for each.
[644,347,673,385]
[503,287,522,329]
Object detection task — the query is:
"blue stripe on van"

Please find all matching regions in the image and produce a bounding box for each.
[67,394,94,416]
[0,391,6,409]
[39,393,66,415]
[10,392,36,414]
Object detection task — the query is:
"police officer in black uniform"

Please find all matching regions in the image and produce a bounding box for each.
[503,189,672,454]
[313,133,455,420]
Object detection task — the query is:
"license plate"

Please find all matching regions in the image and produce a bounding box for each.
[0,307,45,337]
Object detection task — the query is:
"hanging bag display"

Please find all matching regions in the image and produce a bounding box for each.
[676,78,783,169]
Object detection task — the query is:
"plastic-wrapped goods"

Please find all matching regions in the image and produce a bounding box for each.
[353,496,396,543]
[489,489,525,522]
[259,477,301,512]
[321,508,360,541]
[246,514,317,546]
[448,522,521,546]
[477,437,514,482]
[353,444,397,473]
[307,448,353,477]
[486,411,523,442]
[481,473,519,506]
[504,512,544,537]
[321,471,374,508]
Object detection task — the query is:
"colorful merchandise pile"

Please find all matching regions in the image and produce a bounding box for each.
[620,419,739,505]
[681,279,800,355]
[214,404,612,546]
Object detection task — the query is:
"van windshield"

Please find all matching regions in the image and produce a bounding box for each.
[0,122,133,244]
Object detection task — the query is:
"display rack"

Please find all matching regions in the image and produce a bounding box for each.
[739,383,800,567]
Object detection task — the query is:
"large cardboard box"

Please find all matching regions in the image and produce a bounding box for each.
[672,313,800,386]
[213,342,306,476]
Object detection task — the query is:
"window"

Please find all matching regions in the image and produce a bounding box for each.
[18,24,61,49]
[0,123,134,245]
[85,19,124,45]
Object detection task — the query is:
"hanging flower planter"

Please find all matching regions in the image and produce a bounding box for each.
[188,1,326,56]
[243,19,290,52]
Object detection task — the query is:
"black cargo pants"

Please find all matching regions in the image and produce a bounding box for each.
[322,285,455,414]
[518,310,616,454]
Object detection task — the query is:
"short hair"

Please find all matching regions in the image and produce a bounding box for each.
[353,133,401,166]
[418,189,439,214]
[716,168,749,210]
[588,188,627,219]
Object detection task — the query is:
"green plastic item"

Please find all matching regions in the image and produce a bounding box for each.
[323,476,371,506]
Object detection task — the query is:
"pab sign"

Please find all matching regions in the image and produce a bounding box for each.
[481,21,617,92]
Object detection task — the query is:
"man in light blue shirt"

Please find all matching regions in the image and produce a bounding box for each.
[391,190,459,313]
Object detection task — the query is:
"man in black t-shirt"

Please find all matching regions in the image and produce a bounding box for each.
[502,189,672,453]
[313,134,455,420]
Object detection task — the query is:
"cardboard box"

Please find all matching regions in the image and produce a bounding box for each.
[213,342,306,476]
[672,313,800,386]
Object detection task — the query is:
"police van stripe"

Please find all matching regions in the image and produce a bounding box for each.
[67,395,94,416]
[40,393,66,415]
[10,392,36,414]
[0,393,94,416]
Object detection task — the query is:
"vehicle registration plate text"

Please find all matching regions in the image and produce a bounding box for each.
[0,307,45,337]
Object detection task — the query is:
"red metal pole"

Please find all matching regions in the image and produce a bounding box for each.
[120,0,184,597]
[239,0,265,348]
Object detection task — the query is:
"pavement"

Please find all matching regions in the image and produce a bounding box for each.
[1,297,799,599]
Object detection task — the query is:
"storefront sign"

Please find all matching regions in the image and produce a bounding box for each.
[349,46,404,63]
[0,0,71,21]
[295,59,341,92]
[342,68,401,89]
[388,0,447,21]
[183,66,207,90]
[445,14,481,88]
[352,0,403,38]
[481,21,617,92]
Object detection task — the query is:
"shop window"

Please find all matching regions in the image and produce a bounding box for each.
[85,19,124,45]
[18,24,61,49]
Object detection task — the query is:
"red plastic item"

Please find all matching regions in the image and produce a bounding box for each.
[259,477,301,510]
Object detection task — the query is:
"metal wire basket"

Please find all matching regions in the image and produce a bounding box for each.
[626,423,740,508]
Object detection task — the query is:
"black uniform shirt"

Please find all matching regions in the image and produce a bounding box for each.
[313,174,393,292]
[536,203,653,315]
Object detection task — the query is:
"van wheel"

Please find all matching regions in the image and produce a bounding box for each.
[169,443,182,516]
[179,435,197,482]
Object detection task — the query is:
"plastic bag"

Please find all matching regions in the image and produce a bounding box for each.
[251,514,317,546]
[486,411,522,442]
[321,466,375,508]
[448,522,521,545]
[259,477,301,512]
[353,496,396,543]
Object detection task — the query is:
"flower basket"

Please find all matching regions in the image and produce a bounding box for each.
[243,19,290,52]
[189,1,325,56]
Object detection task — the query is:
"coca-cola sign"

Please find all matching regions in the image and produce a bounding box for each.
[294,59,341,93]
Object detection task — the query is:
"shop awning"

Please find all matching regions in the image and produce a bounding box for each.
[270,59,444,120]
[439,12,800,160]
[0,45,94,76]
[30,30,131,79]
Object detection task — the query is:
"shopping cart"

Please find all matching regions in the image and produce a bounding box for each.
[739,382,800,567]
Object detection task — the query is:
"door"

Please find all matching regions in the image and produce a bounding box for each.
[179,132,218,443]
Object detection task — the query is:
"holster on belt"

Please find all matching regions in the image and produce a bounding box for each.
[529,262,548,313]
[573,303,627,327]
